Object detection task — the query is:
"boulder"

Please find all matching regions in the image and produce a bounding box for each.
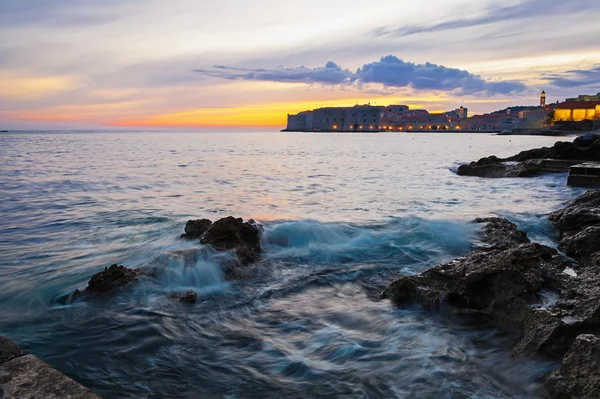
[200,217,262,265]
[181,219,212,239]
[472,217,529,251]
[546,334,600,399]
[86,264,139,293]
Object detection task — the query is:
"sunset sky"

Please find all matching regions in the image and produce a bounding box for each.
[1,0,600,130]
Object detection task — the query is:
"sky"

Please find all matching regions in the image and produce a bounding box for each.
[1,0,600,130]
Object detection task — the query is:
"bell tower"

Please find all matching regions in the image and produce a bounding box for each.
[540,90,546,107]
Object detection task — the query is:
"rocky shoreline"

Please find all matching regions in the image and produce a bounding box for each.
[382,192,600,397]
[457,133,600,178]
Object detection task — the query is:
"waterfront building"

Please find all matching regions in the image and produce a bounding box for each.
[554,101,600,122]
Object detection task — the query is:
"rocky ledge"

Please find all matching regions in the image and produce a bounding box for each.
[457,133,600,178]
[383,190,600,398]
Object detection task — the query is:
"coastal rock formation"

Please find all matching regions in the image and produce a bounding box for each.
[546,334,600,399]
[383,192,600,397]
[181,218,212,239]
[86,264,139,293]
[198,217,263,265]
[457,134,600,178]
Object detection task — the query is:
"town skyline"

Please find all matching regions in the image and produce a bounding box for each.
[1,0,600,130]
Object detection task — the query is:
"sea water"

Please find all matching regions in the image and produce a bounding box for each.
[0,131,585,398]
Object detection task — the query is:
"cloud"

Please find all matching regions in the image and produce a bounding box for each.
[373,0,600,38]
[197,61,354,85]
[195,55,527,95]
[544,66,600,89]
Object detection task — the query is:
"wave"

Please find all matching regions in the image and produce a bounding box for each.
[261,217,477,268]
[146,247,230,293]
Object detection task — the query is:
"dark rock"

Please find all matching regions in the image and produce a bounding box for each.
[549,190,600,239]
[546,334,600,399]
[200,217,262,265]
[457,159,576,178]
[506,146,555,162]
[180,290,197,304]
[458,136,600,178]
[181,219,212,239]
[86,264,139,293]
[472,217,530,251]
[573,133,600,147]
[170,290,198,304]
[561,226,600,264]
[382,242,569,315]
[0,337,24,365]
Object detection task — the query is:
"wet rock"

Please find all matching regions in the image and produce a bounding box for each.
[200,217,262,265]
[472,217,530,251]
[170,290,198,304]
[457,136,600,178]
[549,189,600,239]
[86,264,139,293]
[382,243,569,315]
[180,290,197,304]
[457,159,577,178]
[561,226,600,264]
[181,218,212,239]
[546,334,600,399]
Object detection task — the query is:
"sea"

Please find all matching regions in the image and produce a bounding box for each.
[0,131,586,398]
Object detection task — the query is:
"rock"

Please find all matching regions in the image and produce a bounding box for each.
[200,217,262,265]
[170,290,198,304]
[0,337,25,365]
[383,242,569,314]
[506,146,555,162]
[181,218,212,239]
[472,217,530,251]
[0,354,100,398]
[457,159,577,178]
[546,334,600,399]
[549,190,600,239]
[457,136,600,178]
[561,226,600,264]
[180,290,197,304]
[86,264,139,293]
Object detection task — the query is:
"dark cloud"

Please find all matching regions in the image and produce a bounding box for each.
[373,0,600,38]
[195,55,527,95]
[196,61,353,85]
[544,66,600,88]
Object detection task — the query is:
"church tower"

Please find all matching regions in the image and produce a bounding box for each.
[540,90,546,107]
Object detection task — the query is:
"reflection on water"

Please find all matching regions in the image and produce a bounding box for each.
[0,131,583,398]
